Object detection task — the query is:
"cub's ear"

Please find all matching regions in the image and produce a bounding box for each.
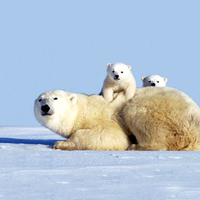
[107,63,111,68]
[127,65,131,70]
[142,76,146,81]
[164,78,168,83]
[69,94,77,104]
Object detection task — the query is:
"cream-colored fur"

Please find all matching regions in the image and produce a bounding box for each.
[123,87,200,151]
[102,63,136,102]
[34,90,130,151]
[34,87,200,151]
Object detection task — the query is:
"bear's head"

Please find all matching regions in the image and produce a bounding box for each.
[107,63,132,82]
[34,90,78,137]
[142,75,167,87]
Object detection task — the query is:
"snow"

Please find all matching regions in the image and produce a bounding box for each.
[1,127,200,200]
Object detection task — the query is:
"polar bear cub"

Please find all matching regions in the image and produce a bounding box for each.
[142,75,167,87]
[101,63,136,102]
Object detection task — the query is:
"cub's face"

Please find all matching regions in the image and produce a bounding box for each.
[142,75,167,87]
[34,90,77,134]
[107,63,131,82]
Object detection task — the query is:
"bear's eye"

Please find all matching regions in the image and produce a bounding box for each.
[38,98,42,102]
[121,71,123,73]
[148,80,151,83]
[54,97,58,100]
[157,81,159,83]
[112,70,115,73]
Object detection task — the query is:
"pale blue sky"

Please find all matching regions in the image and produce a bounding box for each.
[0,0,200,126]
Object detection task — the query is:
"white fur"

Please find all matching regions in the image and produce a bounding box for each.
[101,63,136,102]
[142,75,167,87]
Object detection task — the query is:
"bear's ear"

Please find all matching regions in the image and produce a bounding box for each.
[164,78,168,83]
[107,63,111,68]
[127,65,131,70]
[69,94,77,105]
[142,76,146,81]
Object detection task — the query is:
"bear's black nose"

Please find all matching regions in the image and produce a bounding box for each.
[115,75,119,79]
[41,104,50,113]
[151,83,156,86]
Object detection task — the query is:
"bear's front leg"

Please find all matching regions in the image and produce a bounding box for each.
[125,85,136,101]
[53,140,77,150]
[103,87,114,102]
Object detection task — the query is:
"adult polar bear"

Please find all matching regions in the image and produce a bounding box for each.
[34,87,200,151]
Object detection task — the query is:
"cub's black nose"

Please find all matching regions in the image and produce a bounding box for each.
[41,104,50,113]
[115,75,119,79]
[151,83,156,86]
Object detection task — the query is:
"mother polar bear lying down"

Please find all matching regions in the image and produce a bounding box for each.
[34,87,200,151]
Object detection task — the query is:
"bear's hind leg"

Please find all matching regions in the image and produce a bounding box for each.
[128,142,168,151]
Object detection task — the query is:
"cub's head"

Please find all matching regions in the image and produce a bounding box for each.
[107,63,132,82]
[142,75,167,87]
[34,90,77,136]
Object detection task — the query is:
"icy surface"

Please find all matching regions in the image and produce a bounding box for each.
[0,127,200,200]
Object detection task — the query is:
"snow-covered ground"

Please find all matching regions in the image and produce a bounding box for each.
[0,127,200,200]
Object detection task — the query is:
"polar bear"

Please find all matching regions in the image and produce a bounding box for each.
[101,63,136,102]
[34,90,130,151]
[34,87,200,151]
[142,75,167,87]
[122,87,200,151]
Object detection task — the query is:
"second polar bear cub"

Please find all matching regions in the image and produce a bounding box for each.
[101,63,136,102]
[142,75,167,87]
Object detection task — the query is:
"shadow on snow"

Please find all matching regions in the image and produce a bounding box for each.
[0,138,58,146]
